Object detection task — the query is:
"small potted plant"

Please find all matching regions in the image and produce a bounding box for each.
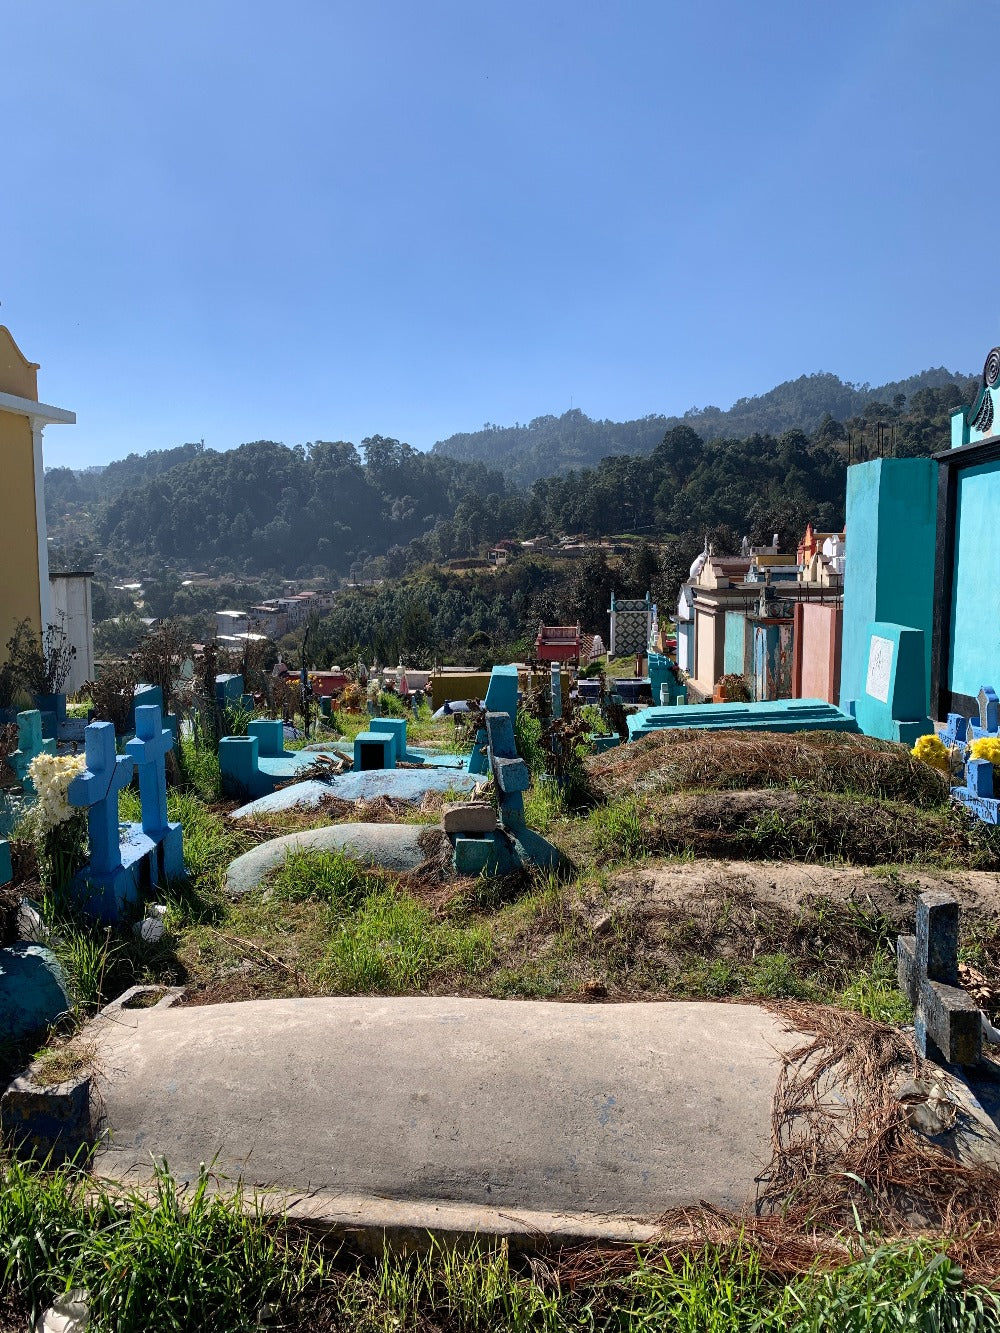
[713,672,752,704]
[6,617,76,735]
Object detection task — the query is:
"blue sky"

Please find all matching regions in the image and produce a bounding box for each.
[2,0,995,469]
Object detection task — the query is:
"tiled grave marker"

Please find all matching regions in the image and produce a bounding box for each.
[897,890,981,1066]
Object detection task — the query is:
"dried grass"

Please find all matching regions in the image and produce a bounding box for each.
[587,728,948,807]
[756,1002,1000,1282]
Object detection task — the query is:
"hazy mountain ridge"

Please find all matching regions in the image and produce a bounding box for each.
[431,367,977,485]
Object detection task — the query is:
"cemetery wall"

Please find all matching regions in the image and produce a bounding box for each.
[839,459,937,716]
[948,458,1000,702]
[792,602,842,703]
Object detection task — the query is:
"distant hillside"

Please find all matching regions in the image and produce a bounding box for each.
[431,367,977,485]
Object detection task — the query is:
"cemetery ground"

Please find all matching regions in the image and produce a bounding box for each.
[4,716,1000,1328]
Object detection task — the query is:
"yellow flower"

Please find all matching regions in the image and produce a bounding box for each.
[911,733,950,773]
[970,736,1000,766]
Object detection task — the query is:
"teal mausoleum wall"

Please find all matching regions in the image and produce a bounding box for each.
[839,459,937,717]
[950,459,1000,701]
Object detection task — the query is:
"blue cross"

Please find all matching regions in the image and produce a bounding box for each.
[68,721,134,876]
[126,704,173,837]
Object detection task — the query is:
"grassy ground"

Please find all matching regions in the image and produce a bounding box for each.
[0,1157,998,1332]
[5,717,1000,1320]
[16,719,1000,1029]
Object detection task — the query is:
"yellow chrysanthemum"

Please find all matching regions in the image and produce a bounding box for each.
[970,735,1000,766]
[911,733,950,773]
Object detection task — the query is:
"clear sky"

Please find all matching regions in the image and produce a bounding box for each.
[3,0,996,469]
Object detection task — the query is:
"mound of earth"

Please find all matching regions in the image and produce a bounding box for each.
[586,728,948,808]
[601,788,999,869]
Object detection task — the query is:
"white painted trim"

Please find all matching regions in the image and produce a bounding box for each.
[0,390,75,425]
[32,423,52,629]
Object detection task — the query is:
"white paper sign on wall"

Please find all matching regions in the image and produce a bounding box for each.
[865,634,894,704]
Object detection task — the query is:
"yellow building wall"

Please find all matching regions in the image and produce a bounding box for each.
[430,668,572,710]
[0,328,44,643]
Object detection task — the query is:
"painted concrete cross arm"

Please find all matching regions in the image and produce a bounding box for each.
[125,704,173,837]
[68,721,135,876]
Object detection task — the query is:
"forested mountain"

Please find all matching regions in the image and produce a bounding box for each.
[432,367,976,485]
[47,437,518,579]
[43,369,975,589]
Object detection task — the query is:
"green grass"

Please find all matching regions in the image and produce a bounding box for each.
[589,796,650,862]
[0,1157,997,1332]
[268,849,493,993]
[838,947,914,1025]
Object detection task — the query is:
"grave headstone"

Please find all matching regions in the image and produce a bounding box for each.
[897,890,981,1066]
[839,458,937,718]
[9,710,56,798]
[69,723,134,878]
[846,622,933,744]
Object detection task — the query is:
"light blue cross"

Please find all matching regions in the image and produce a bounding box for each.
[68,721,134,876]
[126,704,173,837]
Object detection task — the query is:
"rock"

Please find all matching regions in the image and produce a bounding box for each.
[133,917,165,944]
[0,944,71,1042]
[442,802,498,834]
[591,913,613,936]
[35,1288,90,1332]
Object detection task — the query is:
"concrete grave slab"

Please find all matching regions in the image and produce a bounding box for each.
[225,823,431,897]
[229,767,485,820]
[88,998,799,1236]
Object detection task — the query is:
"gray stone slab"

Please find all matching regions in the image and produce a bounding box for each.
[89,998,795,1225]
[225,823,430,897]
[229,767,485,820]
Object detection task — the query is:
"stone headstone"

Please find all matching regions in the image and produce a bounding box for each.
[848,622,933,744]
[897,891,981,1066]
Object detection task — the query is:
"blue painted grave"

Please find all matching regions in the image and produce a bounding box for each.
[950,683,1000,822]
[648,652,686,707]
[67,722,139,921]
[628,697,858,741]
[447,668,560,874]
[9,710,56,798]
[369,716,410,762]
[219,718,341,800]
[845,623,932,745]
[33,692,66,740]
[66,711,187,921]
[468,664,518,776]
[353,731,396,771]
[126,704,184,881]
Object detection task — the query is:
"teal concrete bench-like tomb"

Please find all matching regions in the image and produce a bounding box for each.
[627,697,860,741]
[220,720,341,800]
